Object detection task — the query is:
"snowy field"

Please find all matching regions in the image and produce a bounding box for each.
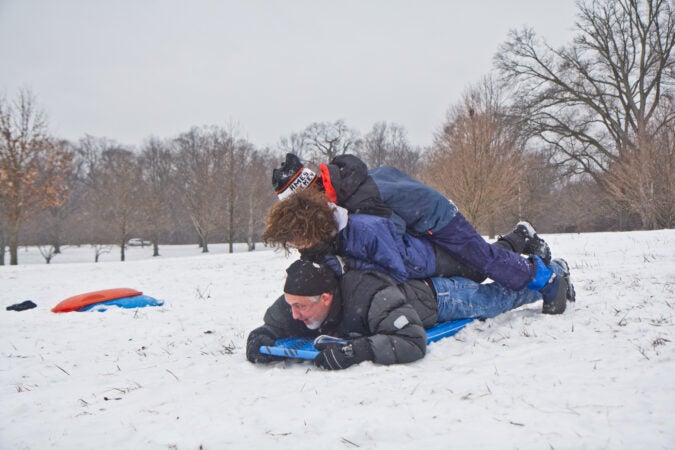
[1,230,674,449]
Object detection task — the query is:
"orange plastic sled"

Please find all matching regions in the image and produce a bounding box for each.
[52,288,143,313]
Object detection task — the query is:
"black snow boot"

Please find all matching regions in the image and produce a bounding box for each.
[540,273,568,315]
[552,258,576,303]
[498,221,551,265]
[529,255,567,315]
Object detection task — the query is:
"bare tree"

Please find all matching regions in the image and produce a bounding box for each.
[39,139,81,254]
[100,148,142,261]
[218,129,252,254]
[238,149,276,251]
[300,120,362,163]
[496,0,675,229]
[78,136,142,261]
[602,97,675,228]
[74,136,117,248]
[278,132,309,160]
[38,245,56,264]
[361,122,391,168]
[361,122,421,174]
[423,77,527,236]
[138,137,174,256]
[91,244,112,263]
[0,90,73,265]
[547,176,632,232]
[0,216,8,265]
[173,127,227,252]
[515,152,560,228]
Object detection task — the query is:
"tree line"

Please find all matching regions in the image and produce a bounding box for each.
[1,0,673,265]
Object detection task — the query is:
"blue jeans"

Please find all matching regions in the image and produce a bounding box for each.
[431,260,566,321]
[431,276,542,322]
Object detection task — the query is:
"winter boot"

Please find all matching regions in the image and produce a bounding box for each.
[552,258,576,303]
[495,226,528,253]
[500,221,552,265]
[527,255,567,315]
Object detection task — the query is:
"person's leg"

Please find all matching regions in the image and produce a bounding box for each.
[431,276,542,322]
[432,244,487,282]
[433,221,552,283]
[428,212,536,291]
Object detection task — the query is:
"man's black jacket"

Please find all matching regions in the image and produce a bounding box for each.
[250,270,438,366]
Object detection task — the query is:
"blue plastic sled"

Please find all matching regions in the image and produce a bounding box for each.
[81,294,164,312]
[259,318,474,360]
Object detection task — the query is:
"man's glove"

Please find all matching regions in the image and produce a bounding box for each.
[314,338,373,370]
[246,327,280,364]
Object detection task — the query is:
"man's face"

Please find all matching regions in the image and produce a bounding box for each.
[284,293,333,330]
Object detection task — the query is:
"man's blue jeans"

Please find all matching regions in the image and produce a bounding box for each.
[431,260,566,321]
[431,276,542,322]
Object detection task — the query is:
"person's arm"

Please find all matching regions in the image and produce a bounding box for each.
[246,325,281,364]
[314,281,426,369]
[364,284,427,365]
[246,295,315,363]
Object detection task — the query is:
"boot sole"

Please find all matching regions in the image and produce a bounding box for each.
[552,258,576,302]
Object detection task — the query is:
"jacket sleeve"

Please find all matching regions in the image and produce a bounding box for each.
[364,285,427,365]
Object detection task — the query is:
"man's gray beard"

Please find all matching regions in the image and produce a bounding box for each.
[305,318,322,330]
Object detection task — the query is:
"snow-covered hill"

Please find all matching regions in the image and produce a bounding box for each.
[1,230,674,449]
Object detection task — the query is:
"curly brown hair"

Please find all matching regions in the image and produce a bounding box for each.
[262,187,338,253]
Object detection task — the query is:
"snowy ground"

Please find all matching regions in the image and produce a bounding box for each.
[1,230,674,449]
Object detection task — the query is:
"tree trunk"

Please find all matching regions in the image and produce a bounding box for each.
[247,199,255,251]
[9,217,20,265]
[0,232,5,265]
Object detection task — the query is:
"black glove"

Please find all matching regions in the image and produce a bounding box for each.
[321,254,345,277]
[314,338,373,370]
[6,300,37,311]
[246,327,279,364]
[300,241,333,262]
[300,241,345,278]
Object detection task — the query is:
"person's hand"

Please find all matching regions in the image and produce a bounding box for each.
[321,254,345,277]
[314,339,372,370]
[246,328,279,364]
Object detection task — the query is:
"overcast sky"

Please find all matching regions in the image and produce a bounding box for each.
[0,0,578,150]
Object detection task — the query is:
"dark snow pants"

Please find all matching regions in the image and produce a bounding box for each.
[427,212,535,291]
